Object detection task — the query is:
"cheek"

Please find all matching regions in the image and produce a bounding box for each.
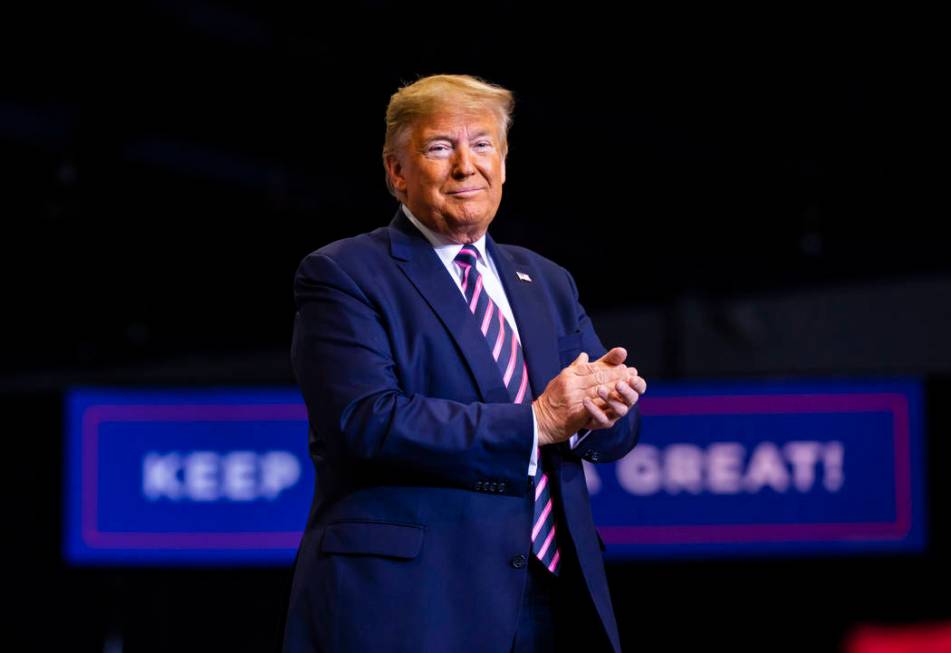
[420,168,448,193]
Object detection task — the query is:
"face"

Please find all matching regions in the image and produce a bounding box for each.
[386,108,506,244]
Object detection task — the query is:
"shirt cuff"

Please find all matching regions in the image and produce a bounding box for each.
[529,406,539,476]
[569,429,592,449]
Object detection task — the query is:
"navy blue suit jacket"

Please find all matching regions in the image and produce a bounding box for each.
[283,209,639,653]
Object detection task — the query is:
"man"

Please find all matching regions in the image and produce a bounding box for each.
[283,74,646,653]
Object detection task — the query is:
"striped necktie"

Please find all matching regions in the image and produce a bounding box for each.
[453,245,561,575]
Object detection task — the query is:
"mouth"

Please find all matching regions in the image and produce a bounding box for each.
[446,187,484,198]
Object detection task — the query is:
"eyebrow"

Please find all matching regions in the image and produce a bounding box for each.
[421,130,495,146]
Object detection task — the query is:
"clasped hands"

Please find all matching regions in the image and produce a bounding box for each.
[532,347,646,447]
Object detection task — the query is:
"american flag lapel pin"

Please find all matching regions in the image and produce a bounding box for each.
[516,271,533,282]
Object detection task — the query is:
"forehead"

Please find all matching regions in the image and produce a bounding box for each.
[410,108,500,141]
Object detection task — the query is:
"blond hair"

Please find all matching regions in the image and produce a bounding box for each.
[382,74,514,197]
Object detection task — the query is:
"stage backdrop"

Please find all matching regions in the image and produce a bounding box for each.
[64,379,925,565]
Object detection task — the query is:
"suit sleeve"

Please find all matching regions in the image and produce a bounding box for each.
[291,252,534,496]
[560,266,641,463]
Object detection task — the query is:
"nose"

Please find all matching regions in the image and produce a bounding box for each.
[451,144,476,178]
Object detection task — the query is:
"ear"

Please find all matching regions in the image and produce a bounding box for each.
[384,153,407,194]
[500,155,506,185]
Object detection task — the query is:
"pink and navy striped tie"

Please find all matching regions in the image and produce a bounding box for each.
[454,246,561,575]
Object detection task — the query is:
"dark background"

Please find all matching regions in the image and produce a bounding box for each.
[3,3,948,651]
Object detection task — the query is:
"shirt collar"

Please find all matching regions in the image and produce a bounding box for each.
[401,204,489,265]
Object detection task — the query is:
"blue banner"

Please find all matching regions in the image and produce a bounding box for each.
[587,379,925,557]
[64,379,924,565]
[64,388,311,564]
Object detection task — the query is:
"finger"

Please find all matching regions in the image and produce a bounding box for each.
[605,398,629,417]
[588,382,624,405]
[627,375,647,395]
[615,381,639,404]
[596,347,627,367]
[596,384,627,413]
[573,352,589,366]
[581,393,610,411]
[593,384,618,402]
[582,397,614,429]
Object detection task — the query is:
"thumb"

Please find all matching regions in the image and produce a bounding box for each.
[599,347,627,366]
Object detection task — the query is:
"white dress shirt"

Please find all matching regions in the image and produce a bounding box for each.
[402,205,589,476]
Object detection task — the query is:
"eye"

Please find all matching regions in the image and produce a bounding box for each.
[473,140,493,151]
[426,143,452,157]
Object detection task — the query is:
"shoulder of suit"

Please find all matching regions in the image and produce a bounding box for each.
[297,227,390,271]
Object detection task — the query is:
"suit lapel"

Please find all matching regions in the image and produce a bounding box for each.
[388,210,511,404]
[485,236,561,404]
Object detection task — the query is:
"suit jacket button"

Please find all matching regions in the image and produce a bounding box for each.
[511,554,527,569]
[488,482,497,492]
[475,481,484,491]
[584,450,600,462]
[497,481,506,493]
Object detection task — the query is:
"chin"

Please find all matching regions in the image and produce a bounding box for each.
[455,203,495,222]
[450,215,491,233]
